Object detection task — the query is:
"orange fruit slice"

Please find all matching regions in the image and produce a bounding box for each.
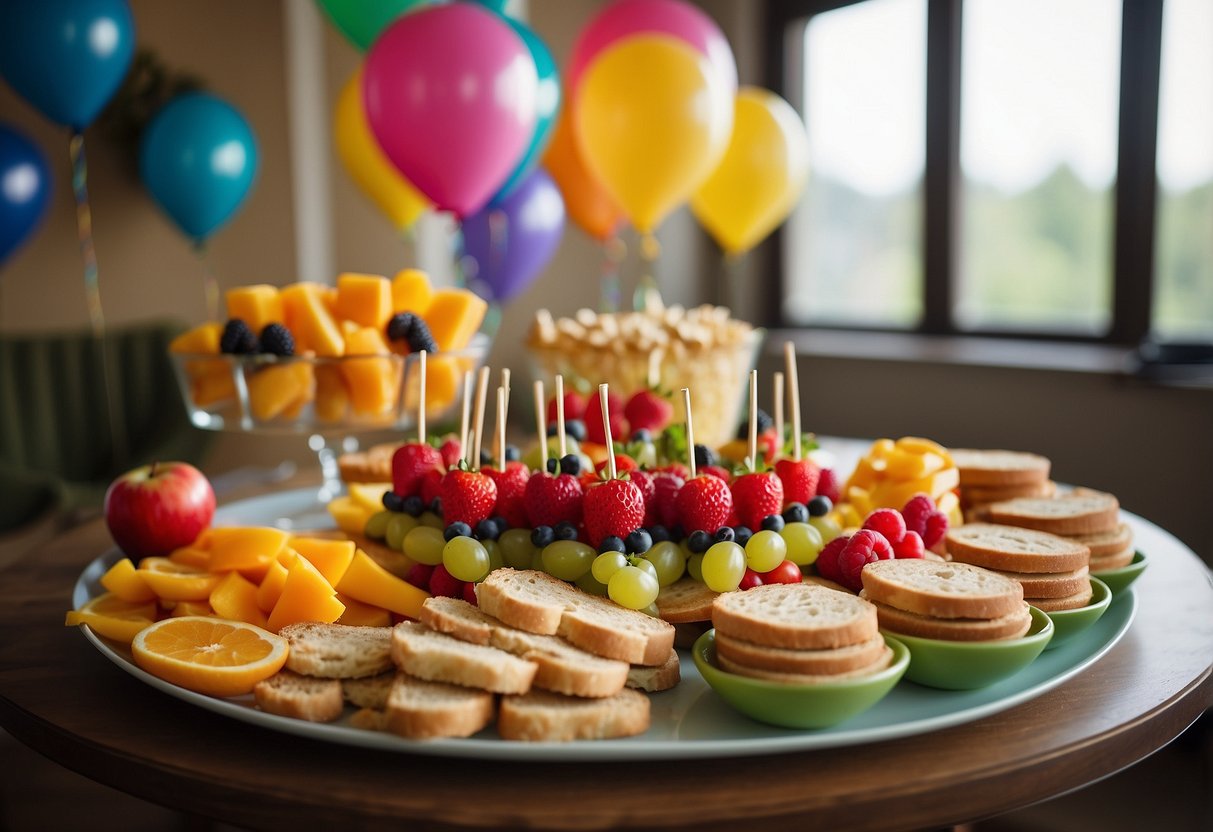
[131,616,289,698]
[65,593,157,643]
[137,557,223,601]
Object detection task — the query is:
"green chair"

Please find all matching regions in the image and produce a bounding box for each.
[0,321,212,533]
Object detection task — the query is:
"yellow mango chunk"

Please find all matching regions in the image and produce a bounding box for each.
[267,555,345,632]
[336,549,429,619]
[256,559,290,613]
[424,355,463,413]
[336,593,393,627]
[190,366,238,408]
[341,326,400,415]
[170,600,215,617]
[336,273,392,330]
[327,496,372,536]
[100,558,158,603]
[391,268,434,316]
[314,365,350,423]
[424,288,487,351]
[281,283,344,357]
[65,593,157,643]
[347,483,392,514]
[209,527,290,574]
[289,537,356,585]
[169,546,212,571]
[247,361,316,422]
[136,558,222,602]
[883,448,946,481]
[896,436,953,466]
[209,571,268,628]
[226,285,283,333]
[871,467,960,510]
[170,322,224,355]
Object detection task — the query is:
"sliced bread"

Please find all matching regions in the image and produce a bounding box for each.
[1090,547,1135,572]
[985,489,1120,536]
[962,479,1056,507]
[989,565,1091,599]
[478,569,675,666]
[390,621,537,694]
[714,631,888,676]
[626,650,681,693]
[711,583,879,650]
[950,449,1051,487]
[1071,523,1133,558]
[342,672,394,710]
[860,559,1025,620]
[716,643,894,684]
[1028,582,1093,612]
[497,688,650,742]
[280,622,394,679]
[337,441,398,483]
[656,577,718,624]
[384,672,494,739]
[254,670,344,722]
[946,523,1090,573]
[863,596,1033,642]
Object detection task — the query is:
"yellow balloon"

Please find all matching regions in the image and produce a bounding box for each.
[692,88,809,255]
[334,68,430,231]
[575,35,732,234]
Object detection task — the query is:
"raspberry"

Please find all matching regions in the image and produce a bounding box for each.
[259,323,295,356]
[815,467,841,503]
[404,563,434,591]
[428,564,464,598]
[862,508,906,544]
[924,512,949,548]
[837,529,893,591]
[462,581,479,606]
[815,534,849,583]
[894,530,925,559]
[219,318,257,354]
[901,493,935,537]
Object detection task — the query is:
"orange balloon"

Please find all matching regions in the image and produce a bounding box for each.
[542,104,624,242]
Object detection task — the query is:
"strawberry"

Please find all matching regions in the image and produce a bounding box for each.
[815,467,841,503]
[524,471,584,528]
[440,468,497,526]
[627,469,656,524]
[484,462,530,528]
[594,454,638,477]
[675,475,733,534]
[583,477,645,547]
[546,390,586,425]
[775,458,820,506]
[623,389,674,434]
[438,436,463,470]
[391,442,443,498]
[656,463,691,481]
[651,471,684,528]
[584,387,628,445]
[701,464,733,483]
[731,471,784,530]
[758,430,780,465]
[420,467,443,507]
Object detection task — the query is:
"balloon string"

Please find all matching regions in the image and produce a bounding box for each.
[451,222,467,289]
[633,232,662,313]
[194,240,220,322]
[70,131,127,470]
[600,235,626,313]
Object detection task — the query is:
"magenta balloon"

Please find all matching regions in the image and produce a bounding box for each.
[568,0,736,97]
[363,3,538,218]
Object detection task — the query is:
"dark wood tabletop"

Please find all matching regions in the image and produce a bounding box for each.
[2,503,1210,832]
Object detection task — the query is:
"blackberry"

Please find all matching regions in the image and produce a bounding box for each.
[733,525,753,547]
[531,525,555,548]
[259,323,295,356]
[735,408,773,440]
[564,419,587,442]
[625,529,652,555]
[553,521,579,541]
[406,317,439,354]
[598,536,626,554]
[783,502,809,524]
[382,491,405,513]
[693,444,717,468]
[807,495,833,517]
[220,319,257,354]
[761,514,785,532]
[687,530,712,553]
[474,519,500,541]
[559,454,581,476]
[713,526,735,543]
[444,521,472,541]
[386,312,418,344]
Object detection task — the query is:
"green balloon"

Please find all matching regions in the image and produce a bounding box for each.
[315,0,432,51]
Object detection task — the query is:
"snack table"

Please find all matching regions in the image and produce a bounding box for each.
[1,473,1210,831]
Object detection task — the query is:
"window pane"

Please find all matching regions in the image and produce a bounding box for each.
[957,0,1120,334]
[1153,0,1213,342]
[784,0,925,327]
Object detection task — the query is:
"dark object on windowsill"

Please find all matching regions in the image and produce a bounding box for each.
[1129,340,1213,385]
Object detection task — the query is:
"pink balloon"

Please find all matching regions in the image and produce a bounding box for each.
[568,0,737,98]
[363,4,538,218]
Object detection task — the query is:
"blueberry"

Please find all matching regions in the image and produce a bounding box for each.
[546,423,561,437]
[382,491,405,513]
[630,428,652,443]
[808,495,833,517]
[733,525,753,547]
[545,457,559,474]
[598,536,626,554]
[386,312,418,343]
[258,323,295,357]
[783,502,809,524]
[625,529,653,555]
[559,454,581,476]
[490,516,509,536]
[565,419,587,442]
[429,498,443,515]
[735,408,773,439]
[693,444,717,468]
[444,522,472,541]
[401,495,424,517]
[531,525,555,548]
[474,519,500,541]
[504,444,521,462]
[688,530,712,554]
[406,317,438,354]
[649,525,670,543]
[479,450,492,467]
[761,514,785,532]
[713,526,735,543]
[670,525,685,542]
[554,521,579,541]
[219,319,257,354]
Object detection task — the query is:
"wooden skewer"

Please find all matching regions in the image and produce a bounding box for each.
[773,371,785,463]
[682,387,696,479]
[534,379,548,466]
[784,341,802,462]
[496,386,507,472]
[555,374,568,458]
[459,371,474,465]
[471,365,490,471]
[748,369,758,471]
[495,368,511,463]
[599,383,616,480]
[417,350,428,444]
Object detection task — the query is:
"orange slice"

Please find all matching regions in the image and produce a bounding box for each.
[65,593,157,643]
[131,616,289,697]
[137,557,223,602]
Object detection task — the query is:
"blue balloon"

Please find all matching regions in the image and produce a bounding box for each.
[490,19,560,204]
[464,169,564,303]
[139,93,259,241]
[0,124,52,266]
[0,0,135,130]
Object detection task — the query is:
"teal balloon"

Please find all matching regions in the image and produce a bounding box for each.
[314,0,432,51]
[471,0,513,14]
[490,19,560,204]
[139,93,259,241]
[0,0,135,129]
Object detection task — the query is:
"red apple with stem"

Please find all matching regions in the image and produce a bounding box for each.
[104,461,215,559]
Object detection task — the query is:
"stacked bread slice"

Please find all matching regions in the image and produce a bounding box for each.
[983,488,1133,572]
[946,523,1093,611]
[710,583,893,683]
[859,558,1031,641]
[950,449,1054,519]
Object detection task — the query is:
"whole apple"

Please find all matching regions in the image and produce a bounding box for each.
[104,462,216,560]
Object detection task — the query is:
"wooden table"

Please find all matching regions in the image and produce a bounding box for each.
[2,505,1210,831]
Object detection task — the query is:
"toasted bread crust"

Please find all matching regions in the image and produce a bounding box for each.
[384,672,494,739]
[497,688,650,742]
[656,577,718,624]
[281,622,394,679]
[626,650,681,692]
[1090,547,1136,572]
[985,490,1120,536]
[341,672,394,710]
[962,479,1056,508]
[711,583,879,650]
[715,632,889,676]
[338,442,399,484]
[989,566,1091,599]
[716,644,894,684]
[860,560,1025,620]
[1029,582,1094,611]
[946,524,1090,573]
[866,597,1033,642]
[390,621,537,694]
[1071,523,1133,558]
[950,449,1051,487]
[254,670,344,722]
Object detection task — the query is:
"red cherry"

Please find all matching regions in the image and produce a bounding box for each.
[761,560,803,585]
[738,568,764,591]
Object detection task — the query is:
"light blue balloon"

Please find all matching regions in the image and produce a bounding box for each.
[139,93,259,241]
[490,19,560,205]
[0,0,135,130]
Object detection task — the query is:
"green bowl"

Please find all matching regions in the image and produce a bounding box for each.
[691,630,909,729]
[891,606,1054,690]
[1040,576,1111,650]
[1091,551,1148,596]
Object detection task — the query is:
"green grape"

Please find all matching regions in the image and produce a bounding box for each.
[443,536,490,582]
[629,556,659,582]
[541,540,596,581]
[365,510,392,540]
[531,549,547,572]
[808,515,843,545]
[687,552,705,582]
[607,565,660,609]
[403,525,445,565]
[701,541,746,592]
[419,511,445,530]
[643,541,685,586]
[591,551,628,585]
[385,513,419,551]
[745,529,787,573]
[639,602,660,618]
[783,521,825,566]
[574,570,609,597]
[498,529,536,570]
[482,539,504,575]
